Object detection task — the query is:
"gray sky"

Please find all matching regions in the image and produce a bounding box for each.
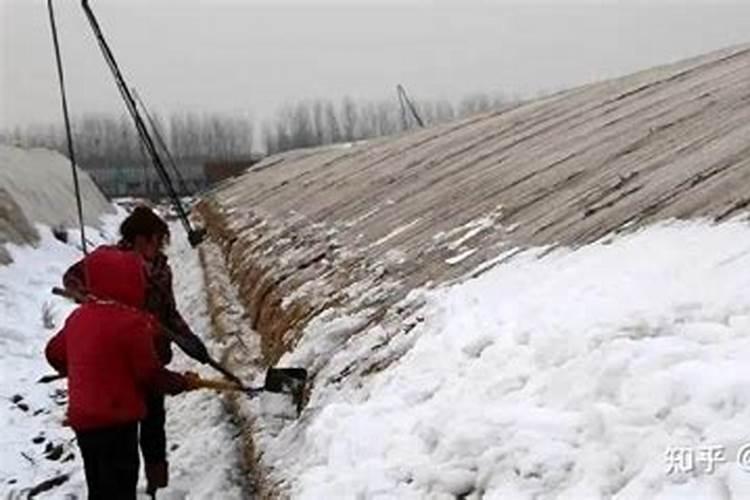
[1,0,749,131]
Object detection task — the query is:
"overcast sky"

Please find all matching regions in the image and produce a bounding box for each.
[1,0,749,131]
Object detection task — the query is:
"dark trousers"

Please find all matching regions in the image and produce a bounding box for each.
[76,422,139,500]
[140,392,166,464]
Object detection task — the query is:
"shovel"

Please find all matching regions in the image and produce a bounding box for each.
[49,287,309,414]
[189,367,308,415]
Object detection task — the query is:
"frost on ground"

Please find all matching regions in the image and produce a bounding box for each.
[0,217,244,499]
[253,219,750,499]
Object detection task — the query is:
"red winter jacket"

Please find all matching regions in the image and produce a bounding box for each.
[46,247,187,431]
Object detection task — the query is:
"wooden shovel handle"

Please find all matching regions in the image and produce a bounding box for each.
[188,376,243,392]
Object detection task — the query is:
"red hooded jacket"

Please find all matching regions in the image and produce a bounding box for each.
[46,246,187,431]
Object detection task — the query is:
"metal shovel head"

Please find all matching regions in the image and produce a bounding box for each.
[263,367,308,414]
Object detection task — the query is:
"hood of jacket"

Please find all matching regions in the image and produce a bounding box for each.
[83,246,146,308]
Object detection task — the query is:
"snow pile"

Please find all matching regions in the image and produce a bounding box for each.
[0,215,244,498]
[256,219,750,499]
[0,145,113,264]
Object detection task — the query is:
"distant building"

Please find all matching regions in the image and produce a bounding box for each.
[84,157,260,198]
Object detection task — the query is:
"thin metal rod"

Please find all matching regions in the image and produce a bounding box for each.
[396,84,425,129]
[48,0,88,256]
[81,0,193,236]
[132,88,191,196]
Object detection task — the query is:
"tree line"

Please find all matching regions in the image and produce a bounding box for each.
[2,112,256,169]
[261,92,515,155]
[2,90,517,164]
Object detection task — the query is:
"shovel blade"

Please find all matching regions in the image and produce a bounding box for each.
[263,367,308,414]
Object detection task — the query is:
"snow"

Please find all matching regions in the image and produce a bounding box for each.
[0,145,113,238]
[158,224,246,500]
[0,214,244,498]
[0,145,113,265]
[253,218,750,499]
[9,199,750,498]
[443,213,499,251]
[445,248,477,265]
[371,219,422,248]
[1,227,91,498]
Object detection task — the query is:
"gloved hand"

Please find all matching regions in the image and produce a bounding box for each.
[145,460,169,495]
[182,371,203,391]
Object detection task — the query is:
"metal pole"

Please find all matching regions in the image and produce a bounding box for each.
[48,0,88,256]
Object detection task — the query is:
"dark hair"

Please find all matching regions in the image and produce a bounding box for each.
[119,205,170,244]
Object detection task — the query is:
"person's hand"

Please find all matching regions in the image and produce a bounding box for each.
[182,371,203,391]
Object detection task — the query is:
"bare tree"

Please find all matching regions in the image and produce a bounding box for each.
[262,122,279,155]
[290,102,316,149]
[435,100,456,123]
[312,100,327,145]
[341,97,359,142]
[7,88,517,161]
[324,100,342,144]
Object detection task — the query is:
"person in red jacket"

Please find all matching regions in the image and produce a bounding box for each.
[63,206,205,495]
[46,246,195,500]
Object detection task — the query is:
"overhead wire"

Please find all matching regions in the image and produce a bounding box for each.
[396,84,425,130]
[80,0,204,246]
[47,0,89,257]
[132,88,192,197]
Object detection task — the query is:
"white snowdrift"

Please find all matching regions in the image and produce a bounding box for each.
[255,219,750,499]
[0,145,113,264]
[0,146,112,230]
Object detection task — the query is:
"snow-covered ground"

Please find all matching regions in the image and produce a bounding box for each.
[252,218,750,499]
[0,216,245,499]
[9,210,750,499]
